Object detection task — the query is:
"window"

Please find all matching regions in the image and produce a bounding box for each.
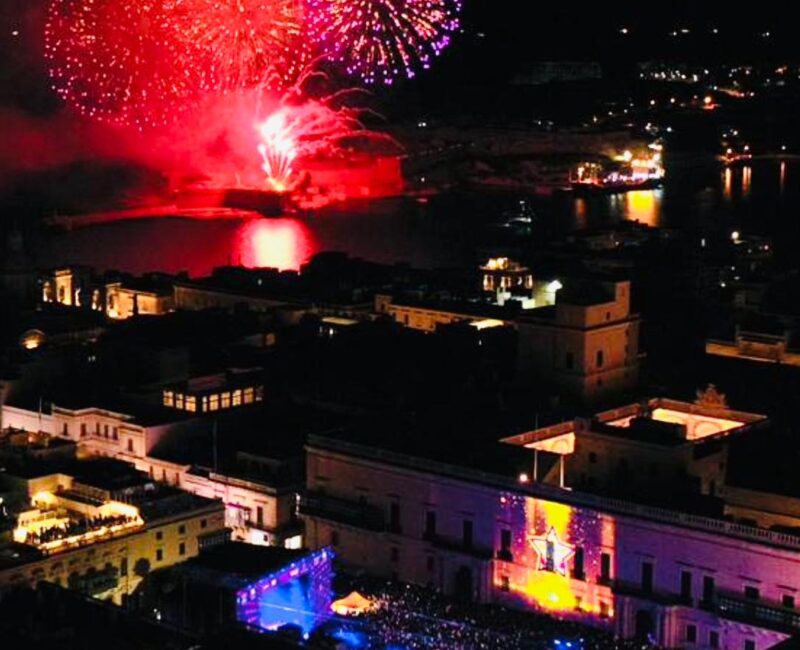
[112,427,118,440]
[209,394,219,411]
[104,424,109,438]
[709,631,720,648]
[703,576,715,603]
[744,640,756,650]
[573,547,585,580]
[565,352,574,370]
[783,594,795,609]
[127,439,134,453]
[641,561,653,594]
[81,423,87,437]
[256,506,264,526]
[62,423,69,436]
[462,520,473,549]
[221,392,231,409]
[201,397,208,412]
[185,396,196,413]
[255,386,264,402]
[200,519,207,529]
[389,503,401,533]
[232,389,242,406]
[244,387,254,404]
[155,549,164,562]
[178,525,186,535]
[600,553,611,582]
[179,542,186,556]
[499,529,513,560]
[599,601,610,618]
[681,570,693,601]
[424,511,437,539]
[500,575,510,592]
[156,531,163,541]
[596,350,605,368]
[686,624,697,643]
[744,586,760,601]
[174,394,184,410]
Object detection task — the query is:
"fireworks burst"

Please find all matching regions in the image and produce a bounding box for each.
[257,111,298,191]
[304,0,462,85]
[44,0,202,128]
[179,0,309,93]
[256,73,401,191]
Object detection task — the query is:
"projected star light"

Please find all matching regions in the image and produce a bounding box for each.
[530,526,575,576]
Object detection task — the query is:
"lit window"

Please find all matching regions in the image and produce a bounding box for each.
[209,394,219,411]
[163,391,174,407]
[221,392,231,409]
[243,387,254,404]
[185,396,196,413]
[174,393,184,410]
[232,389,242,407]
[201,396,208,412]
[255,387,264,402]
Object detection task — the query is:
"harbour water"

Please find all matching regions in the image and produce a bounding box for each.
[32,159,800,276]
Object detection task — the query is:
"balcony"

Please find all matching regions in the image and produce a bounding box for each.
[713,592,800,632]
[298,493,385,532]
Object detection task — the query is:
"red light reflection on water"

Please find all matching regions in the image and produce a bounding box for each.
[235,218,314,271]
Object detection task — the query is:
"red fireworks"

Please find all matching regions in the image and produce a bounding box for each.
[44,0,461,127]
[178,0,308,93]
[44,0,202,128]
[45,0,307,127]
[304,0,462,85]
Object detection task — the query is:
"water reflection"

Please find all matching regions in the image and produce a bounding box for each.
[781,161,787,194]
[236,218,314,271]
[723,167,733,201]
[624,190,661,227]
[742,166,752,198]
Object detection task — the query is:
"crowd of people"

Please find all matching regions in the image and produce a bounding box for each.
[305,577,656,650]
[23,513,137,546]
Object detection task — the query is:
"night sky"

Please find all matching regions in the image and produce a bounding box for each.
[1,1,798,116]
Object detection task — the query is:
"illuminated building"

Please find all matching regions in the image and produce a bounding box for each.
[161,369,264,414]
[301,396,800,648]
[104,279,174,320]
[375,293,517,333]
[481,257,534,293]
[0,457,226,602]
[2,399,311,550]
[707,328,800,367]
[516,279,640,402]
[40,267,175,319]
[376,277,639,403]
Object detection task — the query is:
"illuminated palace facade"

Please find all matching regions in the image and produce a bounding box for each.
[301,398,800,650]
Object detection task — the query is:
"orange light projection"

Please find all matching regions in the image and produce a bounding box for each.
[495,494,615,623]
